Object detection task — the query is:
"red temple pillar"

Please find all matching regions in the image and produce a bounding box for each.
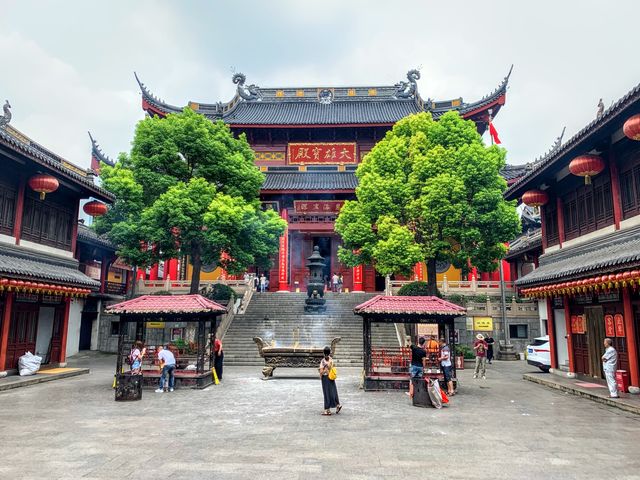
[622,287,639,387]
[149,263,159,281]
[58,297,71,366]
[0,292,14,371]
[546,298,558,370]
[609,150,623,230]
[136,268,146,281]
[413,262,424,281]
[99,254,109,294]
[353,264,364,292]
[278,209,289,291]
[166,258,179,281]
[563,296,575,375]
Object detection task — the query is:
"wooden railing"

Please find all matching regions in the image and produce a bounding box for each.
[137,278,252,295]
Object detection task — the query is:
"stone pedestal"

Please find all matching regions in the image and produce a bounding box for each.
[497,343,519,361]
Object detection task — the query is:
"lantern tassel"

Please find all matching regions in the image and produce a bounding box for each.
[585,175,591,185]
[40,192,46,200]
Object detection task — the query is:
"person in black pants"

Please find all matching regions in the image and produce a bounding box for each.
[213,338,224,381]
[485,335,495,364]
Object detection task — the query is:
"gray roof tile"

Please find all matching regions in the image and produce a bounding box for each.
[262,172,358,190]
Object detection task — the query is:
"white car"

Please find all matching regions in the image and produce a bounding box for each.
[526,335,551,372]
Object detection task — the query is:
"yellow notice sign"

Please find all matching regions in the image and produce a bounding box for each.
[147,322,165,329]
[473,317,493,331]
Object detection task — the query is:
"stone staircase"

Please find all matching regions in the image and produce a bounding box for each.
[222,292,399,366]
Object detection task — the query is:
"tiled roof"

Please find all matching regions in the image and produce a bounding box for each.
[0,245,100,288]
[77,223,116,250]
[354,295,466,315]
[501,164,530,183]
[0,126,115,202]
[505,82,640,199]
[223,100,421,125]
[262,172,358,190]
[107,294,227,314]
[505,229,542,260]
[515,226,640,286]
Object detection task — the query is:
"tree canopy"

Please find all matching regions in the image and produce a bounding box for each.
[95,108,285,293]
[335,111,520,293]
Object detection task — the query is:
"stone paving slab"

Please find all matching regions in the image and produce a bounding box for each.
[524,371,640,415]
[1,353,640,479]
[0,367,89,391]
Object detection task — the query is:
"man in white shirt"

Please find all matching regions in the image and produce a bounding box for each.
[259,274,266,293]
[156,345,177,393]
[601,338,619,398]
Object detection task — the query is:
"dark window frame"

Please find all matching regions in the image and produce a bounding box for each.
[509,324,529,339]
[562,173,613,241]
[21,191,74,250]
[0,179,17,236]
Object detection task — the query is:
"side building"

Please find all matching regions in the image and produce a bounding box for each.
[0,119,113,375]
[506,82,640,390]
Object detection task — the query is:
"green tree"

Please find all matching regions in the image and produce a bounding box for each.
[335,111,520,295]
[95,108,285,293]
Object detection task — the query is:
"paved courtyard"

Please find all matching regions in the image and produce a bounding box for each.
[1,354,640,480]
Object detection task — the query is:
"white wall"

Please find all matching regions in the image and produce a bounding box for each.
[35,307,55,358]
[66,299,84,359]
[537,299,548,335]
[554,308,568,368]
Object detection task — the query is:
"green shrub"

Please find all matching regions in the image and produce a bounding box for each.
[203,283,236,303]
[455,344,475,360]
[150,290,173,296]
[445,293,465,306]
[471,293,488,303]
[397,281,441,297]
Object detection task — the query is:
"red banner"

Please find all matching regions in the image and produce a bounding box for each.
[614,313,625,337]
[413,262,424,281]
[605,314,615,337]
[278,210,289,290]
[294,200,344,214]
[288,143,357,164]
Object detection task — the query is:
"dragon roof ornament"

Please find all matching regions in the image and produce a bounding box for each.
[232,73,262,101]
[0,100,11,128]
[394,69,420,99]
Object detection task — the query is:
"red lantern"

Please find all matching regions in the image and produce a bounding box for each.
[28,174,59,200]
[569,155,605,185]
[623,114,640,141]
[522,189,549,208]
[83,200,108,217]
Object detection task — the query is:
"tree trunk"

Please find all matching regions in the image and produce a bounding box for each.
[426,258,438,296]
[190,242,202,295]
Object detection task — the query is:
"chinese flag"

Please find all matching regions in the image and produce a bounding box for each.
[489,121,501,145]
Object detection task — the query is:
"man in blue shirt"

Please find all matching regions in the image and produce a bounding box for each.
[156,345,177,393]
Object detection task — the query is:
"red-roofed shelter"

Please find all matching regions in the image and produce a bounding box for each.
[106,295,227,395]
[354,295,466,391]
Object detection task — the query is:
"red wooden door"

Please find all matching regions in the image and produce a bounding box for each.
[6,304,38,370]
[572,334,589,375]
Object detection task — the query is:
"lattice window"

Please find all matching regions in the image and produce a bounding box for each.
[0,179,16,235]
[21,193,74,250]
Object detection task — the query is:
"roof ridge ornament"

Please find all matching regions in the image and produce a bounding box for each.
[318,88,333,105]
[88,131,116,167]
[0,100,11,128]
[394,69,420,99]
[232,73,262,101]
[528,126,566,169]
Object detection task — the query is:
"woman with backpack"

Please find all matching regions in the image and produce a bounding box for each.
[319,346,341,416]
[129,340,145,375]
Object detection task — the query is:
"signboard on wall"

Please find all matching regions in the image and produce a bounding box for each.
[614,313,625,337]
[570,315,586,334]
[473,317,493,331]
[294,200,344,214]
[147,322,165,329]
[288,142,357,164]
[417,323,438,338]
[605,314,615,337]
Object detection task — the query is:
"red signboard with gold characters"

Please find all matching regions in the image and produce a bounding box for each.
[294,200,344,214]
[604,314,615,337]
[288,143,357,164]
[571,315,586,334]
[614,313,625,337]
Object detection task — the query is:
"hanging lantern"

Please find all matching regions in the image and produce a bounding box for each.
[569,155,605,185]
[83,200,108,217]
[28,174,59,200]
[522,189,549,208]
[623,114,640,141]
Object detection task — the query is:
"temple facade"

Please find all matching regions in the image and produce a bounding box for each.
[122,68,513,292]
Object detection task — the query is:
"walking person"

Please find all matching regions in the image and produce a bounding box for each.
[213,338,224,381]
[331,273,339,292]
[259,274,266,293]
[338,274,344,293]
[319,346,342,415]
[439,338,455,396]
[254,275,259,291]
[155,345,177,393]
[602,338,619,398]
[129,340,145,375]
[485,335,495,364]
[473,334,488,379]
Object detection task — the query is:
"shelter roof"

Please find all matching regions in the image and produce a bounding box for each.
[106,294,227,315]
[505,228,542,260]
[0,244,100,288]
[515,225,640,286]
[0,125,115,202]
[262,171,358,191]
[354,295,466,316]
[136,67,511,130]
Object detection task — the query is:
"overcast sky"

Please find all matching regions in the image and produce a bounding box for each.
[1,0,638,170]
